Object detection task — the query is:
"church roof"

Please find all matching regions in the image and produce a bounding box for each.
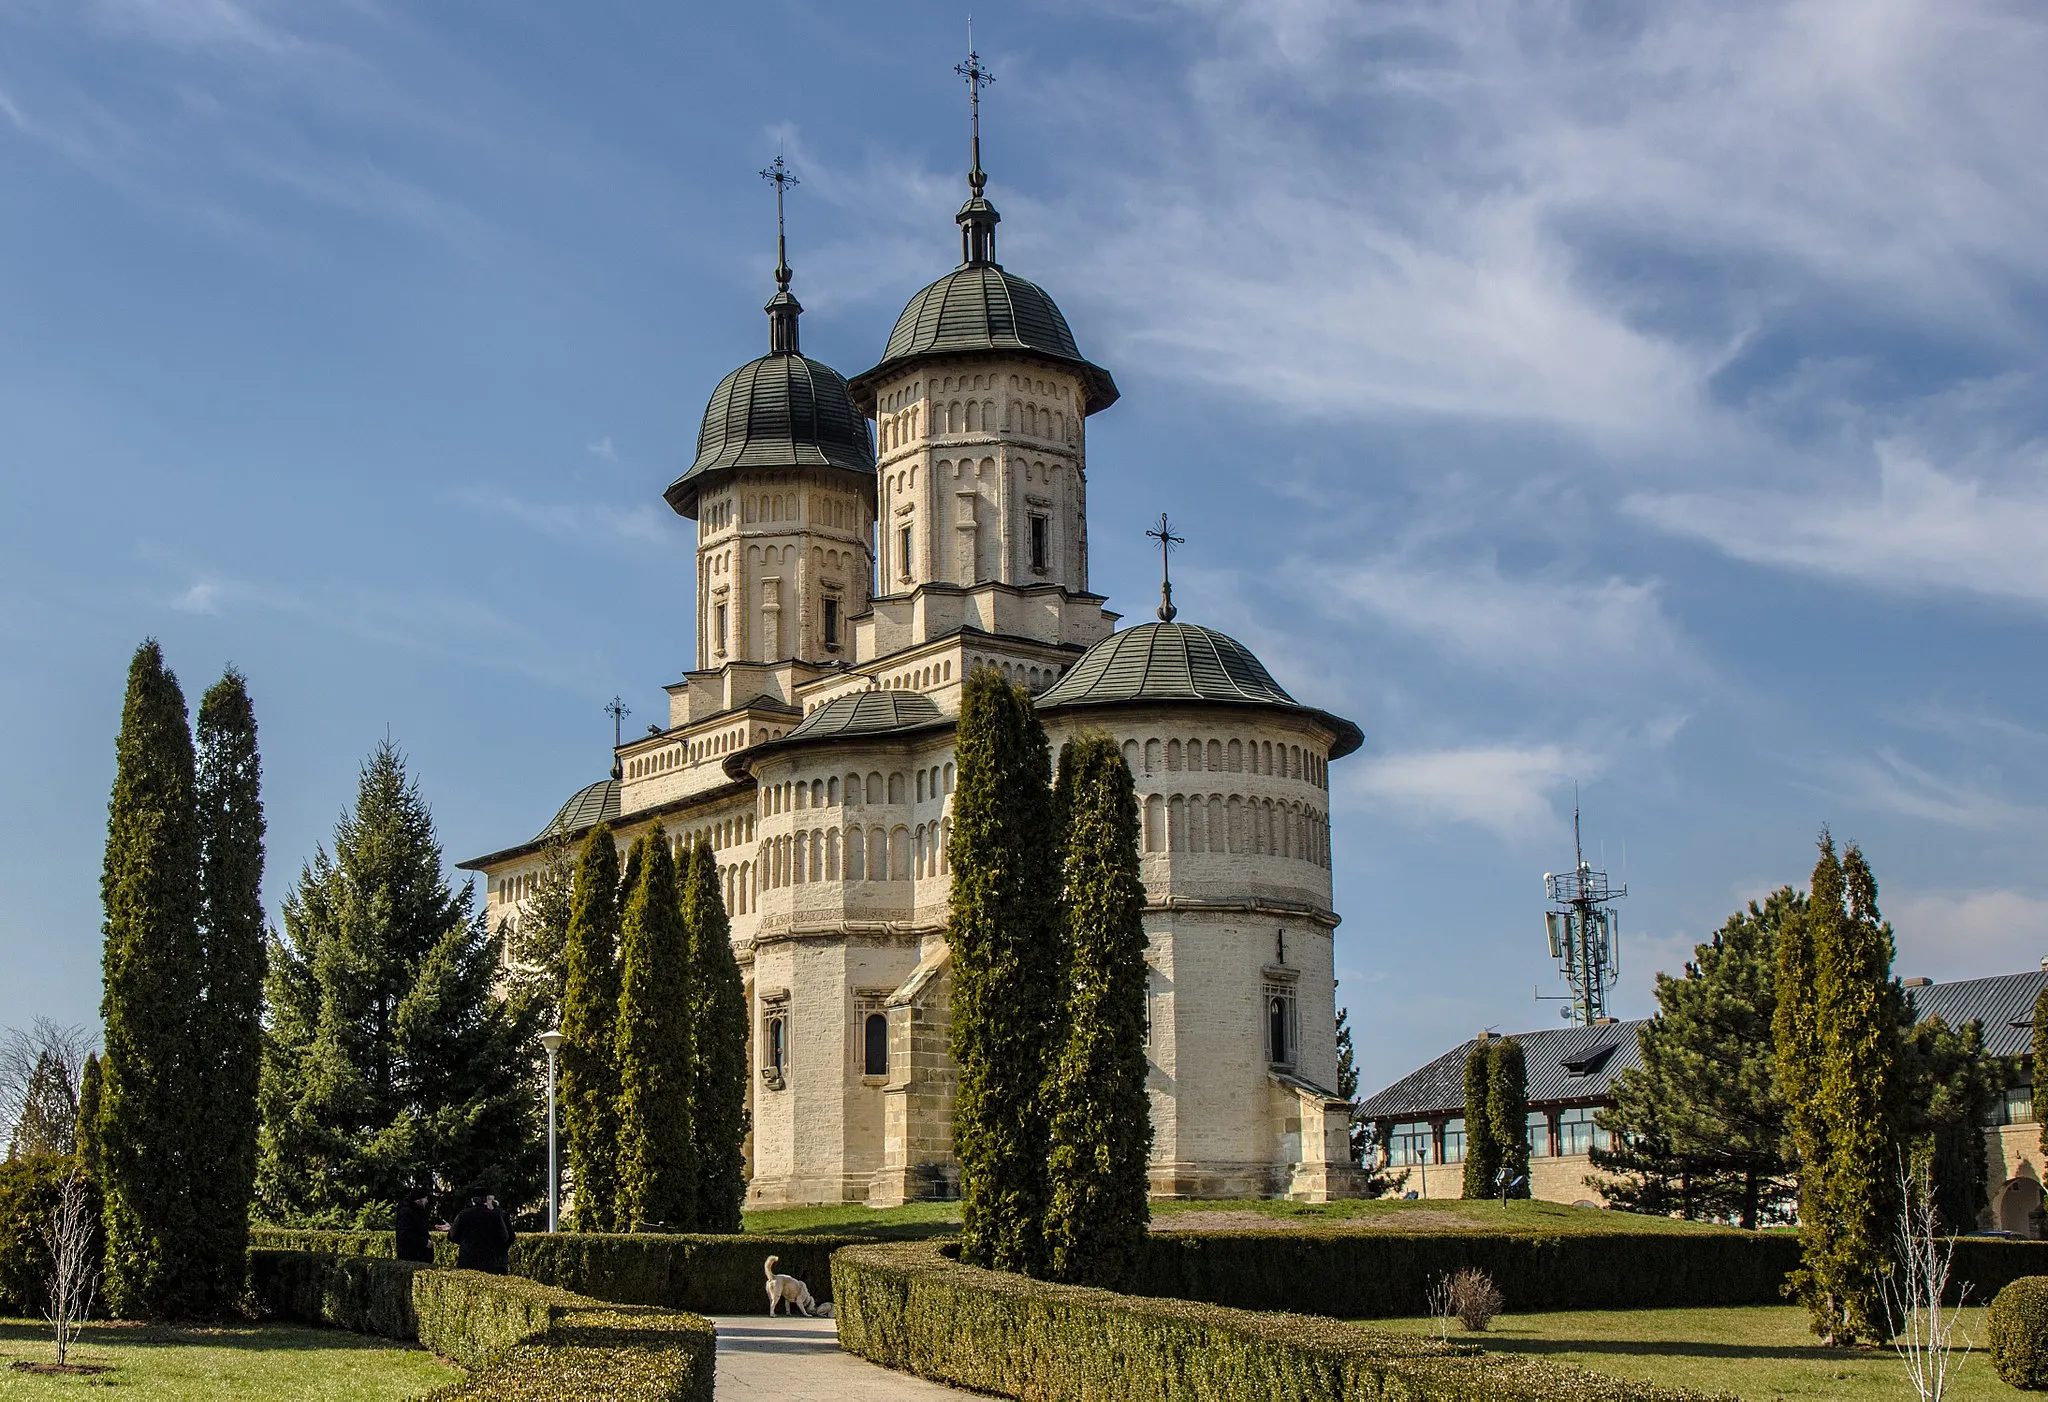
[1037,621,1364,758]
[665,347,876,517]
[786,688,942,741]
[536,777,620,841]
[849,263,1119,414]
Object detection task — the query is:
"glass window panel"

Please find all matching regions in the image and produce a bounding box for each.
[1527,1110,1552,1157]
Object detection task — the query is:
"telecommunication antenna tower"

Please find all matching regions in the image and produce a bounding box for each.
[1541,806,1625,1025]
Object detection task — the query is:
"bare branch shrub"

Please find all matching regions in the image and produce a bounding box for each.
[1884,1159,1972,1402]
[1447,1267,1504,1331]
[1,1020,94,1157]
[39,1167,98,1366]
[1425,1272,1455,1341]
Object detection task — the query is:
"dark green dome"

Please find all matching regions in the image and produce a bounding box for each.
[786,688,941,741]
[536,778,619,841]
[1037,622,1364,758]
[850,263,1118,414]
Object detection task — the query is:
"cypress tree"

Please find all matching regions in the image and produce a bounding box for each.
[2036,985,2048,1165]
[1488,1037,1530,1199]
[559,824,624,1232]
[947,668,1063,1274]
[191,669,266,1313]
[1043,734,1152,1288]
[99,639,206,1317]
[1775,838,1833,1339]
[75,1053,103,1179]
[686,840,749,1233]
[615,828,697,1231]
[257,741,541,1227]
[1461,1038,1500,1199]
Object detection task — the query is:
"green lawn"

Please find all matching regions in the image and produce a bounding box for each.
[742,1199,962,1237]
[0,1319,460,1400]
[1373,1305,2018,1400]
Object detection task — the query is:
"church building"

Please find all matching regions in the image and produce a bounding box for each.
[461,89,1366,1206]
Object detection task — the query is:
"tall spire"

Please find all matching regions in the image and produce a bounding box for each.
[954,29,1000,266]
[760,153,802,354]
[1147,513,1184,622]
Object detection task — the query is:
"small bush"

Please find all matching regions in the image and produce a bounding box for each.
[1990,1276,2048,1390]
[832,1238,1734,1402]
[1447,1267,1503,1331]
[249,1251,713,1402]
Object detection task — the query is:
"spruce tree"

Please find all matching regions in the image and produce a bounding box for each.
[191,669,266,1313]
[1488,1037,1530,1198]
[75,1053,103,1178]
[1043,734,1152,1288]
[99,640,206,1317]
[9,1051,80,1159]
[615,828,697,1231]
[559,824,624,1232]
[257,741,540,1227]
[947,668,1063,1274]
[686,840,749,1233]
[502,832,576,1028]
[1461,1038,1500,1199]
[1336,1007,1364,1165]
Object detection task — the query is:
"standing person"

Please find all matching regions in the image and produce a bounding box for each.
[447,1186,513,1274]
[394,1184,435,1264]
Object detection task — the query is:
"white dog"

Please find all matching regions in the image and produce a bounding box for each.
[764,1255,817,1316]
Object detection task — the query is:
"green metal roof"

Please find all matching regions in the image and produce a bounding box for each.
[1037,622,1364,758]
[537,778,620,841]
[665,349,875,517]
[786,689,941,741]
[849,263,1118,413]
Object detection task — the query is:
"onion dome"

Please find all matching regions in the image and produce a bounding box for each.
[664,173,876,520]
[786,688,942,741]
[1037,621,1364,759]
[536,777,620,841]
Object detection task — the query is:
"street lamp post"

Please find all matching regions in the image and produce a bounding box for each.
[539,1029,566,1233]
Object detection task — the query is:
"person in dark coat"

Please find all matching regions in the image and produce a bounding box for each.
[447,1186,514,1273]
[394,1185,436,1264]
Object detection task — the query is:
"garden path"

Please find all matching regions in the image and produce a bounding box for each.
[708,1314,969,1399]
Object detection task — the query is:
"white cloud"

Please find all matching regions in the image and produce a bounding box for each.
[1341,742,1597,841]
[585,436,616,462]
[1891,888,2048,982]
[454,488,672,548]
[1816,749,2043,832]
[172,579,224,614]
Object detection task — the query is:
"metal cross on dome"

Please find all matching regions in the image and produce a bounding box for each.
[759,153,799,293]
[956,26,994,197]
[605,695,631,749]
[1147,513,1184,622]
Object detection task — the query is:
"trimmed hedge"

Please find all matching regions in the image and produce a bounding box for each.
[832,1239,1734,1402]
[1990,1275,2048,1390]
[249,1226,861,1312]
[249,1249,713,1402]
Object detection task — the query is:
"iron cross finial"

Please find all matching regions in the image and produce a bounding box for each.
[956,23,994,197]
[1146,513,1184,622]
[759,152,799,293]
[605,695,632,750]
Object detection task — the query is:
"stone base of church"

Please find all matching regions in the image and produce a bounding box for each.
[866,1160,962,1207]
[1282,1161,1369,1202]
[745,1171,885,1209]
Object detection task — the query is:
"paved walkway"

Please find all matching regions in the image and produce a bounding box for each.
[708,1314,969,1400]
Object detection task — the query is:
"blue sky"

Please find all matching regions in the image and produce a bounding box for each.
[3,0,2046,1096]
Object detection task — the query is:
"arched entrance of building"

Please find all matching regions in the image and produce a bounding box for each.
[1999,1176,2043,1236]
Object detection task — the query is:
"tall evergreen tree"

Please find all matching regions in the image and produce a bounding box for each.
[947,668,1064,1274]
[2037,985,2048,1165]
[1488,1037,1531,1198]
[191,669,266,1313]
[685,840,749,1233]
[257,741,540,1227]
[502,832,576,1028]
[559,824,624,1232]
[1901,1013,2002,1234]
[99,639,206,1317]
[615,829,697,1231]
[75,1053,103,1178]
[8,1051,80,1160]
[1461,1038,1501,1199]
[1597,890,1798,1228]
[1336,1006,1364,1165]
[1043,734,1152,1288]
[1775,839,1834,1339]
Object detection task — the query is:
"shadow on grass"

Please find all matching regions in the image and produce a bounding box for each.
[1465,1331,1855,1363]
[0,1318,418,1355]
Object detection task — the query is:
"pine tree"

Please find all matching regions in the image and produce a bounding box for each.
[1043,734,1152,1288]
[99,639,206,1317]
[1901,1013,2002,1234]
[1596,890,1798,1228]
[615,828,697,1231]
[559,824,624,1232]
[256,741,541,1227]
[947,667,1064,1274]
[1462,1038,1501,1199]
[75,1053,103,1178]
[191,669,266,1313]
[1488,1037,1530,1199]
[686,840,749,1233]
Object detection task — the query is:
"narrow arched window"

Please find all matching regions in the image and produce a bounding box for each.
[865,1013,889,1077]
